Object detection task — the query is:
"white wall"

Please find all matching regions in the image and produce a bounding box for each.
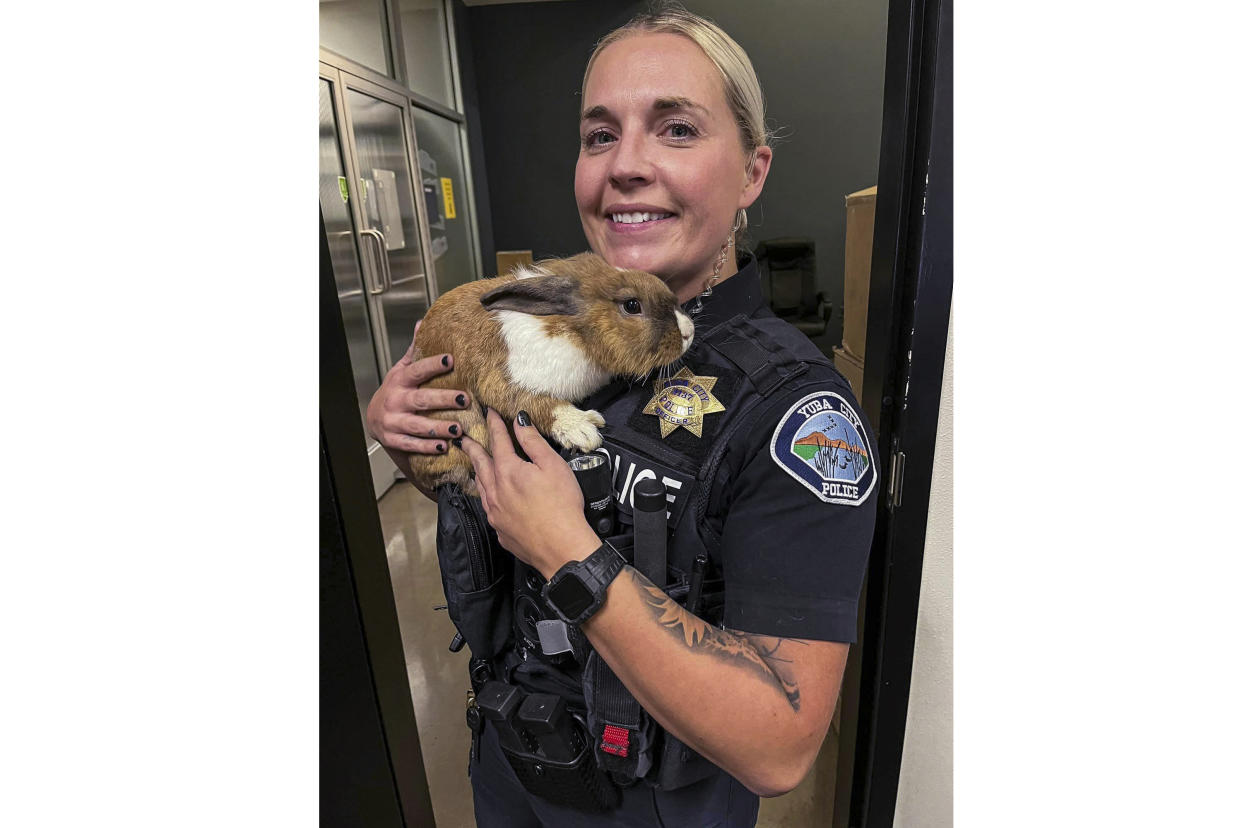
[892,307,953,828]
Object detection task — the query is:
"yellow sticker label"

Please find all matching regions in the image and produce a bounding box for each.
[440,177,457,219]
[337,176,348,203]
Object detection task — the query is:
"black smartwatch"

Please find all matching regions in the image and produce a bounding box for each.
[542,541,627,626]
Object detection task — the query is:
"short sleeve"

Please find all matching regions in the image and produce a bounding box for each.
[718,386,879,643]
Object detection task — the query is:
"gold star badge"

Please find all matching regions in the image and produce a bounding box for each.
[642,367,726,438]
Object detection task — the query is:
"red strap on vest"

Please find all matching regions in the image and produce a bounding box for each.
[600,724,631,757]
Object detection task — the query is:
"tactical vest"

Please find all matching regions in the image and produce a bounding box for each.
[434,308,839,799]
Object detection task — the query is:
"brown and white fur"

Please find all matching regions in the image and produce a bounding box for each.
[409,252,694,494]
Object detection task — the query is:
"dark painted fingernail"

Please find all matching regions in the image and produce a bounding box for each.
[449,424,459,435]
[451,437,462,449]
[441,355,450,367]
[436,443,446,453]
[456,394,467,407]
[517,410,531,427]
[468,470,476,480]
[481,404,489,416]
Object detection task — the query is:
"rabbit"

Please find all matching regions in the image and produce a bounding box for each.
[408,252,695,494]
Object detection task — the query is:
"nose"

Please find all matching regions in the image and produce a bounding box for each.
[608,134,655,188]
[676,311,694,350]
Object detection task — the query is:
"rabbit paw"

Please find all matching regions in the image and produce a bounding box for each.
[550,405,606,451]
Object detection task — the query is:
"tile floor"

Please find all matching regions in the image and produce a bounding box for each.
[377,480,838,827]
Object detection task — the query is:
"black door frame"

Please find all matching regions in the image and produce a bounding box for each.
[320,212,437,826]
[833,0,953,825]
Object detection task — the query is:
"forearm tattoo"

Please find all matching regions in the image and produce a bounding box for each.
[626,566,804,712]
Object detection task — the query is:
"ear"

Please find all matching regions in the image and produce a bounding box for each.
[512,264,551,280]
[739,145,773,210]
[480,275,581,316]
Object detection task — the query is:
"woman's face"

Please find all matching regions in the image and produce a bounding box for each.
[575,32,771,302]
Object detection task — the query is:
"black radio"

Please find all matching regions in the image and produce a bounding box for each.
[512,559,589,664]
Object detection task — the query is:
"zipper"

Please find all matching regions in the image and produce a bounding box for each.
[451,490,491,590]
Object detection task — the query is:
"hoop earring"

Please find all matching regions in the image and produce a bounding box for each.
[689,213,744,316]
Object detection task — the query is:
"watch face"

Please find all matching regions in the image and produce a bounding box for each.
[548,573,595,620]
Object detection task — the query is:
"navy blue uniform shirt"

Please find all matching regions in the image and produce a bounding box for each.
[470,256,878,826]
[588,254,877,643]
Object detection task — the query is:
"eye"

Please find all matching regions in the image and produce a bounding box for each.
[663,120,699,140]
[621,298,643,315]
[583,129,616,149]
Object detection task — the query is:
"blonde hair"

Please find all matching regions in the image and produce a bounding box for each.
[581,4,769,242]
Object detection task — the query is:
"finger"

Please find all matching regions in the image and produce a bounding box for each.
[388,434,451,456]
[402,386,471,413]
[391,414,463,440]
[458,434,497,494]
[485,407,519,464]
[399,332,418,364]
[512,409,562,468]
[398,320,426,365]
[393,352,457,388]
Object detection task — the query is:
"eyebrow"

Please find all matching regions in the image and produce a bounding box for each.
[581,97,709,121]
[654,96,707,114]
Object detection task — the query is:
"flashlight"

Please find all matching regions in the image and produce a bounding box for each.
[568,451,614,537]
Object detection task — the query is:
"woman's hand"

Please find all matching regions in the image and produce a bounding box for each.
[366,324,471,457]
[459,408,600,580]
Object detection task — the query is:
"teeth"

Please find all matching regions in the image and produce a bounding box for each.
[611,212,670,224]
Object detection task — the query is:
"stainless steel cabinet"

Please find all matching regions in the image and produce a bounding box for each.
[342,78,436,372]
[321,63,443,497]
[320,79,384,437]
[320,1,482,500]
[411,106,479,296]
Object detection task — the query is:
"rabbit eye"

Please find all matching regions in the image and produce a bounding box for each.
[621,298,643,315]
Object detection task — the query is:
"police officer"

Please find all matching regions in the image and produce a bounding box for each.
[366,9,877,826]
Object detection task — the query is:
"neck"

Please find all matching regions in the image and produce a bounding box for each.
[673,252,739,305]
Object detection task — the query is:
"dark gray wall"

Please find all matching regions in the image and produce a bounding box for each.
[466,0,643,260]
[451,0,496,278]
[465,0,889,350]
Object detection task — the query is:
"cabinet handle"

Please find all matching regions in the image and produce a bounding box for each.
[358,228,391,294]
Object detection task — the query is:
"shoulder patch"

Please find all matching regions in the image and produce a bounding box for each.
[770,391,877,506]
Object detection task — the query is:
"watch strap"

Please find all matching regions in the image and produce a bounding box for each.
[544,541,627,625]
[582,540,626,591]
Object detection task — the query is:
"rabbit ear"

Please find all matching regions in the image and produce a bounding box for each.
[480,275,581,316]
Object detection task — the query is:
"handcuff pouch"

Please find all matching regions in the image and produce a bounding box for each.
[477,678,620,813]
[499,731,620,814]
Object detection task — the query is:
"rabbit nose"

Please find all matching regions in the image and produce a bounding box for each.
[677,312,694,344]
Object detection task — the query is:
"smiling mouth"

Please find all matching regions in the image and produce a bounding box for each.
[608,211,675,225]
